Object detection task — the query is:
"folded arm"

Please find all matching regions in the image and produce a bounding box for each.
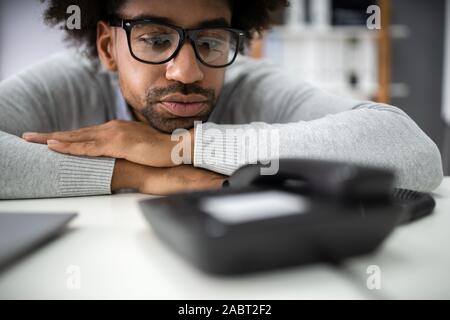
[0,53,117,199]
[194,57,444,192]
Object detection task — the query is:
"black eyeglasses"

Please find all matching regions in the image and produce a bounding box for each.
[109,17,245,68]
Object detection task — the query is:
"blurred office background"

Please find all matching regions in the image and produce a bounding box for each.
[0,0,449,173]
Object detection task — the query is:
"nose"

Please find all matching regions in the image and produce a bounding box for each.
[165,42,204,84]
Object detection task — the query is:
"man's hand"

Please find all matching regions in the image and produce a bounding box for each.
[22,120,194,168]
[112,160,226,195]
[150,165,226,195]
[22,121,219,195]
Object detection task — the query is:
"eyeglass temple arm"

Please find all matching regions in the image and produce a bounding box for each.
[107,16,123,27]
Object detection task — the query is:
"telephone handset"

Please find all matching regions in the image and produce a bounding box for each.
[140,159,435,275]
[225,159,435,225]
[224,159,395,202]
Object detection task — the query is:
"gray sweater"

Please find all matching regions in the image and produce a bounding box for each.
[0,51,444,199]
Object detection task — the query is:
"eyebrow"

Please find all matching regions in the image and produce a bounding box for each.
[126,15,231,28]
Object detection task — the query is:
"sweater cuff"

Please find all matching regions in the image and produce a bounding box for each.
[193,122,262,176]
[57,156,116,197]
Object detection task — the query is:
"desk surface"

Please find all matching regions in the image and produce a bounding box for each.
[1,179,450,300]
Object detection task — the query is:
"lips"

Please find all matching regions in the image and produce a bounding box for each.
[159,95,209,118]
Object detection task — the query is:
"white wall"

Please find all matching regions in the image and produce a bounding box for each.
[0,0,67,80]
[443,0,450,124]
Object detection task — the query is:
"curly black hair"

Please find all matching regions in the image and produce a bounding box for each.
[41,0,289,58]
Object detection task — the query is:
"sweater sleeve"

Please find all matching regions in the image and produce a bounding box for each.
[194,57,444,192]
[0,52,117,199]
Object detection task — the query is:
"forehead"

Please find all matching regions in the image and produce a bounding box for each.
[119,0,232,28]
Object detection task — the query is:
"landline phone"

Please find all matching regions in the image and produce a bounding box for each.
[139,159,435,275]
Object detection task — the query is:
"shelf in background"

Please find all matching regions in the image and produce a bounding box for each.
[268,25,410,40]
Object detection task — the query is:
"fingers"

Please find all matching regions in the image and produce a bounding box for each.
[22,126,99,144]
[21,120,157,164]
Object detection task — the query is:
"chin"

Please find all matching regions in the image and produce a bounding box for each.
[150,117,206,134]
[139,104,212,133]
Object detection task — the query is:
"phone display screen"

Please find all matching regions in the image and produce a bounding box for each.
[200,191,310,224]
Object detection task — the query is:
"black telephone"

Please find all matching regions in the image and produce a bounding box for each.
[139,159,435,275]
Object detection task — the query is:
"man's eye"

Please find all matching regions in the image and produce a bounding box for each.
[139,35,172,48]
[197,38,224,50]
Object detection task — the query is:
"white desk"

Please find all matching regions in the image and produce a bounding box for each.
[1,179,450,300]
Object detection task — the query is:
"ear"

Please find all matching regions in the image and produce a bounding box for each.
[97,21,118,72]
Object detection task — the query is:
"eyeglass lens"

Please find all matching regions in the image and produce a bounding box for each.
[130,23,238,66]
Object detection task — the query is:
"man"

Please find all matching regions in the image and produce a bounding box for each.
[0,0,443,199]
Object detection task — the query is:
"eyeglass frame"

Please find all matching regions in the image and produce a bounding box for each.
[108,17,246,68]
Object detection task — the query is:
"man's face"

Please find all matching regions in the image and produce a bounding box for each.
[106,0,232,133]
